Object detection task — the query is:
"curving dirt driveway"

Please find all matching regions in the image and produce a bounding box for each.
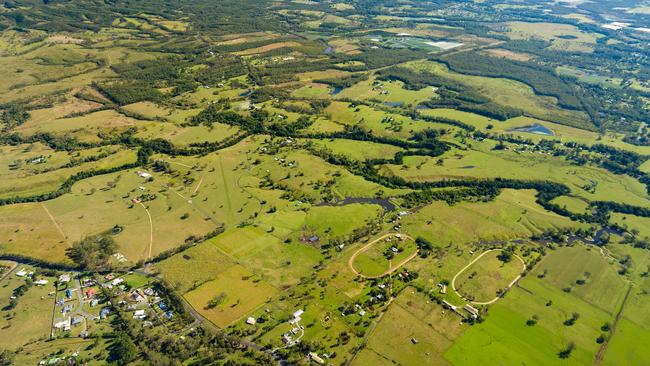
[348,233,416,279]
[451,249,526,305]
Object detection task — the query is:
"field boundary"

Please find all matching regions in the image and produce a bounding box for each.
[348,233,416,279]
[451,249,526,305]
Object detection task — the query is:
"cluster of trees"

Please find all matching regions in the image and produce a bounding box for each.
[67,234,118,270]
[1,102,30,131]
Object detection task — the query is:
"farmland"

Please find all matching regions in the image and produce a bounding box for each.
[0,0,648,364]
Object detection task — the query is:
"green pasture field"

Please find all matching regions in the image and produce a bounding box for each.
[256,148,405,201]
[209,226,321,288]
[0,269,57,349]
[324,101,452,140]
[419,109,650,155]
[292,83,332,99]
[403,60,591,129]
[505,21,602,53]
[0,163,219,263]
[0,147,137,200]
[382,141,649,207]
[551,196,590,215]
[14,338,107,366]
[15,109,140,142]
[402,189,587,247]
[454,250,523,303]
[610,213,650,239]
[446,245,623,365]
[355,288,467,366]
[304,117,345,134]
[352,237,417,277]
[306,138,403,161]
[335,76,437,106]
[154,240,236,292]
[184,264,277,327]
[135,121,240,146]
[256,203,382,242]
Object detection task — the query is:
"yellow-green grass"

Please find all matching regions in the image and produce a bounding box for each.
[135,122,240,146]
[14,338,107,366]
[418,109,650,155]
[0,148,137,200]
[325,101,450,140]
[0,271,58,349]
[295,69,352,82]
[446,245,624,365]
[640,160,650,174]
[402,189,588,247]
[234,41,302,56]
[352,238,417,277]
[304,117,345,134]
[602,317,650,366]
[155,240,236,292]
[454,251,523,303]
[506,21,602,52]
[551,195,590,215]
[403,60,590,129]
[184,264,277,327]
[610,213,650,239]
[255,148,395,201]
[256,203,382,242]
[0,142,115,178]
[292,83,333,99]
[255,293,363,356]
[0,66,116,104]
[600,245,650,365]
[534,245,627,313]
[209,226,321,288]
[335,76,437,106]
[306,138,403,160]
[0,164,221,263]
[355,288,466,366]
[382,142,649,207]
[0,203,72,263]
[15,109,140,142]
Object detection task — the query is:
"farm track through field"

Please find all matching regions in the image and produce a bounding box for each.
[594,283,633,365]
[41,203,69,245]
[348,233,416,279]
[451,249,526,305]
[0,261,18,283]
[139,202,153,260]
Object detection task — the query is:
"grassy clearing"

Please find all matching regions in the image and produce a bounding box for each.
[356,288,466,366]
[454,251,523,303]
[402,189,587,246]
[336,76,437,106]
[352,237,417,277]
[184,264,277,327]
[382,140,649,207]
[506,21,602,52]
[446,245,622,365]
[0,147,137,199]
[404,60,590,129]
[154,240,236,292]
[0,270,57,349]
[210,226,321,288]
[306,138,403,161]
[610,213,650,239]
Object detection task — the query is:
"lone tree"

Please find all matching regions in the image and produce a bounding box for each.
[67,234,118,270]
